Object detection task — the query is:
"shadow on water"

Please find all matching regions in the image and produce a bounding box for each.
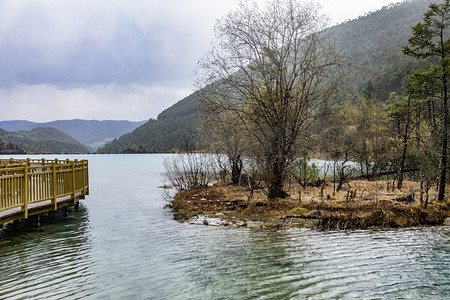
[0,203,98,299]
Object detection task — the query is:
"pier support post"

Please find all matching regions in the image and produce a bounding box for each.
[62,206,68,217]
[34,215,40,228]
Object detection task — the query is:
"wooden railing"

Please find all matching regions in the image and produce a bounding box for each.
[0,158,89,221]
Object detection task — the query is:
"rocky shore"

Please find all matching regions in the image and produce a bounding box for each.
[170,180,450,229]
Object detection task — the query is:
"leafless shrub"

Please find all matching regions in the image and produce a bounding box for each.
[241,158,264,201]
[162,153,217,195]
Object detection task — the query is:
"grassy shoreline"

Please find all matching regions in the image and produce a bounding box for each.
[170,180,450,229]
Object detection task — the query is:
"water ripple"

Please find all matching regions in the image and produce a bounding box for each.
[1,155,449,299]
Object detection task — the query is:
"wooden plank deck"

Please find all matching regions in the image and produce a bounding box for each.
[0,190,87,225]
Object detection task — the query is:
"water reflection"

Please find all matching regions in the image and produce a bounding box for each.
[0,205,97,299]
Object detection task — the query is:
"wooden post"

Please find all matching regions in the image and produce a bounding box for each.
[72,161,76,204]
[34,215,40,228]
[81,160,86,199]
[85,160,89,195]
[22,164,29,219]
[52,161,57,210]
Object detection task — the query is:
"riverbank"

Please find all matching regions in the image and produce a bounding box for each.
[171,180,450,229]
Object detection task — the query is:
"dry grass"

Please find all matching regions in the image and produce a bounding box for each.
[171,180,450,229]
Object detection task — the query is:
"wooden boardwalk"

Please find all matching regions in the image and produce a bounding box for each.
[0,158,89,226]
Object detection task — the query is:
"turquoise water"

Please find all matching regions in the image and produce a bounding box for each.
[0,154,449,299]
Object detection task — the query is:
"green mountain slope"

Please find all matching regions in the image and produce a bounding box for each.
[0,132,25,154]
[327,0,433,100]
[0,127,92,154]
[98,0,434,154]
[98,92,199,153]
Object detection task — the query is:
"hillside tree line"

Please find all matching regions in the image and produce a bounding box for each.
[165,0,449,203]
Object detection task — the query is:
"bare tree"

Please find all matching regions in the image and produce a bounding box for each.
[320,106,356,192]
[340,96,391,180]
[197,0,342,200]
[198,111,247,185]
[162,153,216,193]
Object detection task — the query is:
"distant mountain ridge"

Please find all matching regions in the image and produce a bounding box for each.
[0,127,91,154]
[98,92,199,153]
[99,0,434,153]
[0,119,147,150]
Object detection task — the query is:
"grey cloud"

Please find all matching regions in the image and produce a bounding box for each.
[0,0,231,87]
[0,0,394,122]
[0,83,193,122]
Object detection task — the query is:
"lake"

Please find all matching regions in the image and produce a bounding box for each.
[0,154,449,299]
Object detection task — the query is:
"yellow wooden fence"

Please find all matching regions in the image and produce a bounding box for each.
[0,158,89,224]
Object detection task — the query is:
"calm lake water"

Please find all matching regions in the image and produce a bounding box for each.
[1,154,449,299]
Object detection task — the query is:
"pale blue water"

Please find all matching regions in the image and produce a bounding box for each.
[0,154,449,299]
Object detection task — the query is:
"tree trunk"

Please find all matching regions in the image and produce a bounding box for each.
[398,95,412,190]
[333,161,336,193]
[230,155,243,186]
[397,157,405,189]
[438,72,448,201]
[267,158,286,200]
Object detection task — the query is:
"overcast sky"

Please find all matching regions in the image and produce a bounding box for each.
[0,0,398,122]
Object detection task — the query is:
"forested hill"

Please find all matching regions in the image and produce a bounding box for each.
[98,0,434,154]
[327,0,434,100]
[0,119,146,150]
[0,127,92,154]
[98,92,199,153]
[0,134,25,154]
